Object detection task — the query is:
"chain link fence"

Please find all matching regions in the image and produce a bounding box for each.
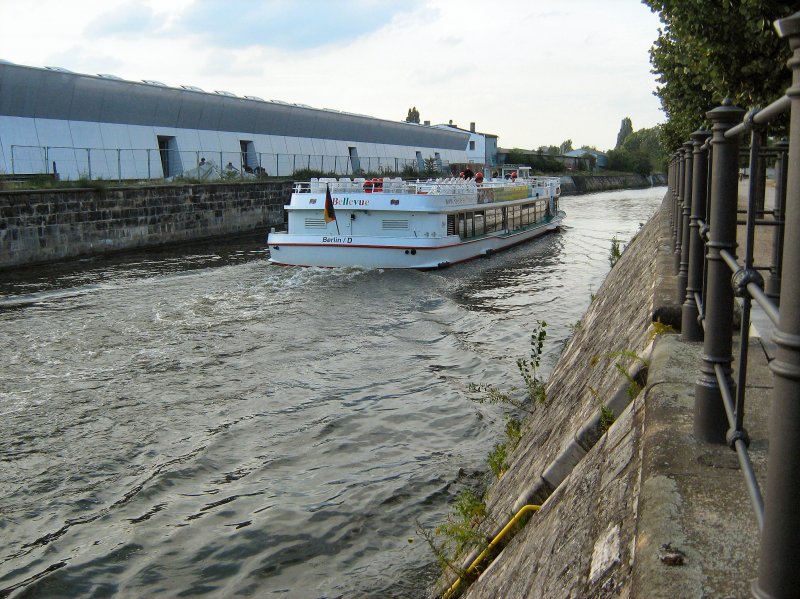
[7,145,451,181]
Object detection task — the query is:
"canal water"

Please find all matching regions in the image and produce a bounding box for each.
[0,187,665,598]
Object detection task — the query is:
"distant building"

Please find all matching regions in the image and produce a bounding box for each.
[433,121,499,167]
[564,148,608,169]
[0,62,470,180]
[495,148,584,171]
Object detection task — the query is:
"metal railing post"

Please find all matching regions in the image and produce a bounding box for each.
[668,156,675,234]
[754,12,800,598]
[767,139,789,302]
[682,129,712,340]
[678,141,694,300]
[693,99,745,443]
[675,148,688,271]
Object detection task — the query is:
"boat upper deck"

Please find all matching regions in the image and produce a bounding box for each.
[287,176,561,212]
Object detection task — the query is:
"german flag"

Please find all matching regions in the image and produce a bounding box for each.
[323,184,336,223]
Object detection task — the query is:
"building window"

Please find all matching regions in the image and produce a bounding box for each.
[469,141,476,151]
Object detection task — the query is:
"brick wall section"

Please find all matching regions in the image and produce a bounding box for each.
[0,181,292,268]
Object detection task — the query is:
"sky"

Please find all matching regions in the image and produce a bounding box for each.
[0,0,666,151]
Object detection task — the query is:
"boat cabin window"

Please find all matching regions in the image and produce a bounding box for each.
[453,198,548,240]
[447,214,456,235]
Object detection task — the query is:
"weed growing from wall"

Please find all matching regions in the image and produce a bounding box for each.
[487,443,508,479]
[468,320,549,413]
[421,322,551,588]
[648,320,676,341]
[417,489,489,579]
[591,350,650,401]
[517,321,548,404]
[609,235,622,268]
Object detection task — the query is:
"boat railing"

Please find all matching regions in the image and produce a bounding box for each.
[293,176,562,197]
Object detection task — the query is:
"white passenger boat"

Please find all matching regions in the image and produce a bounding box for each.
[267,166,565,269]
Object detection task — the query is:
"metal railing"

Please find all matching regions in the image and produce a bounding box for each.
[6,146,449,181]
[668,11,800,597]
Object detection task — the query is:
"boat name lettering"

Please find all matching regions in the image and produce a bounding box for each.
[333,197,370,207]
[322,236,353,244]
[445,197,471,205]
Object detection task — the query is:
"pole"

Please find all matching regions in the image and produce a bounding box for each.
[754,11,800,598]
[682,129,712,341]
[693,99,744,443]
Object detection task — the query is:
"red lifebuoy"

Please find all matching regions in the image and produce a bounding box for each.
[373,177,383,192]
[363,180,374,193]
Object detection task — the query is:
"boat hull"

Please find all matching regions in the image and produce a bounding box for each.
[268,211,565,269]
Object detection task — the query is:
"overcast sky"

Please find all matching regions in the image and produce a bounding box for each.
[0,0,665,151]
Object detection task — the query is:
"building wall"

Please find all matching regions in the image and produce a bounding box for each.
[0,63,470,180]
[484,136,498,166]
[466,132,486,164]
[0,116,468,180]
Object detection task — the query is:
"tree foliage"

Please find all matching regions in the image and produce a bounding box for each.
[537,145,561,155]
[605,123,669,175]
[623,126,669,172]
[616,117,634,148]
[606,147,653,176]
[579,150,597,171]
[405,106,420,123]
[644,0,794,151]
[506,149,565,173]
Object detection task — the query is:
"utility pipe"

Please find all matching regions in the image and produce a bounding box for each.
[442,504,541,599]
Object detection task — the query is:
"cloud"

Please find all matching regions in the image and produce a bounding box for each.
[172,0,424,51]
[45,45,125,75]
[85,3,166,38]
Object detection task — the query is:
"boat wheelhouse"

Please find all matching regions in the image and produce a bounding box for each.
[267,166,565,269]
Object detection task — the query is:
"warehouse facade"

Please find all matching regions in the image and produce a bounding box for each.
[0,61,470,181]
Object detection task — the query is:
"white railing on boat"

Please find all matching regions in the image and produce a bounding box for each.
[295,176,560,196]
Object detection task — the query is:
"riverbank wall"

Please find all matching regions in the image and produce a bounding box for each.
[559,173,667,195]
[432,192,766,598]
[0,181,291,269]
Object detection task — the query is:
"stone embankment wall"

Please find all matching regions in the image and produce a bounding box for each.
[560,173,666,195]
[433,196,674,598]
[0,182,291,269]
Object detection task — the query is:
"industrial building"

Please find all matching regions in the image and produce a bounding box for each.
[0,61,471,181]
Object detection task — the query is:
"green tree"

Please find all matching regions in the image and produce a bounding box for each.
[580,151,597,171]
[559,139,573,154]
[405,106,420,124]
[616,117,633,149]
[606,147,653,176]
[506,148,564,173]
[644,0,794,151]
[622,126,669,172]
